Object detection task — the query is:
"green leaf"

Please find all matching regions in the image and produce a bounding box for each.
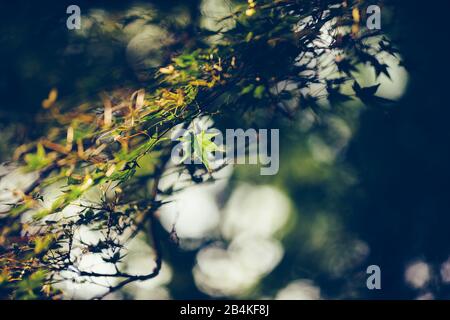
[253,85,266,99]
[240,84,255,95]
[179,129,224,170]
[24,144,52,171]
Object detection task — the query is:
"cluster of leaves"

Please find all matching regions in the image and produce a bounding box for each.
[0,0,399,299]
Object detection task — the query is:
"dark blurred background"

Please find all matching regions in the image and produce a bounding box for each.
[1,0,450,299]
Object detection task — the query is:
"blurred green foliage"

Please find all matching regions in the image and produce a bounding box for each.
[1,0,449,301]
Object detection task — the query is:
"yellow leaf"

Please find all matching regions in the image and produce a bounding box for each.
[105,164,116,177]
[352,8,360,23]
[189,80,210,87]
[34,235,54,254]
[42,88,58,109]
[133,89,145,111]
[352,23,360,35]
[159,65,175,74]
[246,8,256,16]
[101,93,113,128]
[66,126,74,151]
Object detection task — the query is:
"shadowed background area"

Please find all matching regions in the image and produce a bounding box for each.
[1,0,450,300]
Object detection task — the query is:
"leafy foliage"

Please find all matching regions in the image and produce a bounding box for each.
[0,0,400,299]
